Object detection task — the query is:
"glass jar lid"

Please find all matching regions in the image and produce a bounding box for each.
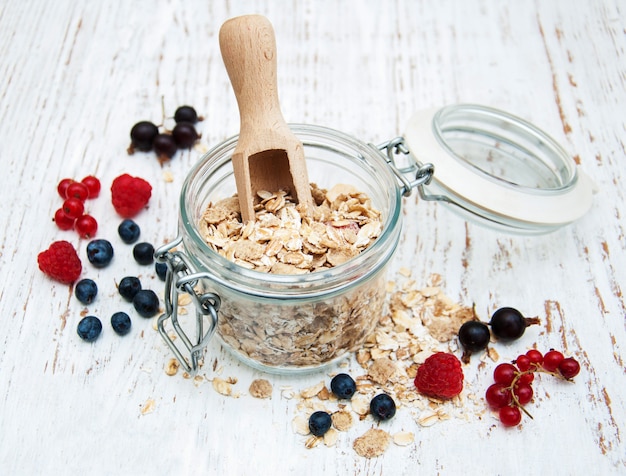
[403,104,595,234]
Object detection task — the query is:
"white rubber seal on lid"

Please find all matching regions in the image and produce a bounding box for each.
[404,104,595,233]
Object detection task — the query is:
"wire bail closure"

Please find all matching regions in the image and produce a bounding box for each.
[155,237,221,376]
[374,137,435,198]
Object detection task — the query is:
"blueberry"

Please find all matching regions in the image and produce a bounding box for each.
[369,393,396,421]
[111,311,132,336]
[155,262,167,281]
[330,373,357,399]
[118,219,140,244]
[77,315,102,342]
[74,278,98,304]
[133,289,160,317]
[308,411,332,437]
[118,276,142,301]
[133,242,155,265]
[86,239,114,268]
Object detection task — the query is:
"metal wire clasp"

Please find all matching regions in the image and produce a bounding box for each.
[155,237,221,376]
[374,137,435,198]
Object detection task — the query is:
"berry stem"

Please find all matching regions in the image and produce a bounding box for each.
[504,364,573,420]
[525,316,541,328]
[507,370,535,419]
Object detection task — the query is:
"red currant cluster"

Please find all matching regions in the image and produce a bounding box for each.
[485,349,581,427]
[54,177,101,238]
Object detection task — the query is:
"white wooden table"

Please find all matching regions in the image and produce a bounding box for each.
[2,1,625,474]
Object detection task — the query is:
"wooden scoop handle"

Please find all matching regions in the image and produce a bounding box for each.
[219,15,312,222]
[219,15,288,147]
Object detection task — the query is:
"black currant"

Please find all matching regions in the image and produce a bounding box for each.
[172,122,199,149]
[129,121,159,153]
[174,105,201,124]
[489,307,540,341]
[153,133,177,160]
[458,320,490,362]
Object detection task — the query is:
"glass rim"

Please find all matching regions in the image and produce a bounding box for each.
[432,103,579,194]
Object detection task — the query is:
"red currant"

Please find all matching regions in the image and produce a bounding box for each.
[62,198,85,219]
[81,176,101,198]
[485,383,512,409]
[542,350,565,372]
[65,182,90,201]
[513,383,533,405]
[526,349,543,367]
[75,214,98,238]
[515,355,532,372]
[54,208,75,230]
[57,178,74,199]
[493,363,517,386]
[499,406,522,427]
[518,372,535,385]
[558,357,580,379]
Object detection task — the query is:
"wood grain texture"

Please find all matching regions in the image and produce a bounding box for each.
[1,0,625,474]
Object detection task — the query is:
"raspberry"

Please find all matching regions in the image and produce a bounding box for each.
[37,240,82,284]
[111,174,152,218]
[414,352,464,400]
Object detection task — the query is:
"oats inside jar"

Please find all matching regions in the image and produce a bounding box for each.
[198,183,382,274]
[197,183,386,369]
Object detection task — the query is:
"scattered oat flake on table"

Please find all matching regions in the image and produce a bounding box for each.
[140,398,156,415]
[300,381,325,399]
[368,357,398,385]
[398,267,411,277]
[162,170,174,182]
[350,395,371,416]
[292,415,311,436]
[331,410,354,431]
[353,428,391,458]
[164,358,180,376]
[323,428,339,447]
[249,378,273,399]
[305,435,321,449]
[281,386,295,399]
[393,431,415,446]
[416,408,451,427]
[212,377,233,396]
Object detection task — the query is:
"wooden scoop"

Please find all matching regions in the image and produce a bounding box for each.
[219,15,313,222]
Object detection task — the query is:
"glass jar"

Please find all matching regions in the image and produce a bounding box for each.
[156,124,410,374]
[156,105,593,375]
